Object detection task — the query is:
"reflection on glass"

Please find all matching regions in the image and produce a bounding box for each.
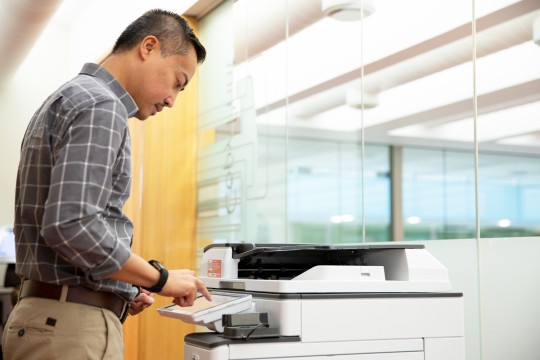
[286,140,390,244]
[199,0,540,245]
[197,2,540,359]
[403,147,540,240]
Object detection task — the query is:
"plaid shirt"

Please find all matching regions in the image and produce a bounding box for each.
[14,63,139,301]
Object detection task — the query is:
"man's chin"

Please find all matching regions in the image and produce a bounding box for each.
[134,111,149,121]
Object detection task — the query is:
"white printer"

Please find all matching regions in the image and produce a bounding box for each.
[176,243,465,360]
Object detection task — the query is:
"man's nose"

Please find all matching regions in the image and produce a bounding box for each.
[165,95,176,108]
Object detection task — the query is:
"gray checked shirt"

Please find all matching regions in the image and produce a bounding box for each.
[14,63,139,301]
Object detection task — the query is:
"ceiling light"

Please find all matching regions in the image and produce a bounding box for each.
[346,87,379,109]
[322,0,375,22]
[330,215,342,223]
[497,219,511,228]
[406,216,421,225]
[330,214,355,223]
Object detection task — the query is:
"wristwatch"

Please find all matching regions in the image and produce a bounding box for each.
[142,260,169,293]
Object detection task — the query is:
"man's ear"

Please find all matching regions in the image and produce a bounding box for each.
[139,36,159,60]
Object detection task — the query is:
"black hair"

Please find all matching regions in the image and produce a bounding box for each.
[112,9,206,63]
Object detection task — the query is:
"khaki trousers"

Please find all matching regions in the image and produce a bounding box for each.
[2,297,123,360]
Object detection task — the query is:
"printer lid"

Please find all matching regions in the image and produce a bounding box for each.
[204,243,423,281]
[201,243,452,293]
[205,243,424,260]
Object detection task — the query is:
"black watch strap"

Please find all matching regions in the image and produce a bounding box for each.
[142,260,169,293]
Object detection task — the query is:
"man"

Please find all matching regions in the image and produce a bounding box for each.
[2,9,211,360]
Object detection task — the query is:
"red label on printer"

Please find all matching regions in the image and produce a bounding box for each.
[207,259,222,278]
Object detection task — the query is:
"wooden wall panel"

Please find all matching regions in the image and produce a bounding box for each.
[138,83,198,360]
[123,16,200,360]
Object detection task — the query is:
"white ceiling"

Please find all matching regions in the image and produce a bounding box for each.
[3,0,538,228]
[0,0,203,88]
[2,0,539,156]
[230,0,540,155]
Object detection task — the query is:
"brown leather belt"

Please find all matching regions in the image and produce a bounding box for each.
[19,279,128,321]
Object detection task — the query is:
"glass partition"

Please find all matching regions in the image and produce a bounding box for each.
[402,147,477,240]
[286,140,390,244]
[196,1,540,358]
[474,0,540,239]
[197,2,540,237]
[197,0,237,248]
[197,0,290,247]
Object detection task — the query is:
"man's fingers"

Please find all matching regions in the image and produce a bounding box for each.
[197,281,212,301]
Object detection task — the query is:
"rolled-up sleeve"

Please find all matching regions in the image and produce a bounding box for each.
[41,97,131,280]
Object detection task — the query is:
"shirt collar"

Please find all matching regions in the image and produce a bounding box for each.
[79,63,139,118]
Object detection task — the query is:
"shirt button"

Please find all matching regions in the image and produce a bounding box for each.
[18,328,25,337]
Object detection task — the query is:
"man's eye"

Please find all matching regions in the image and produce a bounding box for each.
[176,82,186,92]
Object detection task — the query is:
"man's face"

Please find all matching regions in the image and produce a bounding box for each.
[132,44,197,120]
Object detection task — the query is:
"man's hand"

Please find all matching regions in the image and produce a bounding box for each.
[159,269,212,307]
[109,255,211,307]
[128,288,155,316]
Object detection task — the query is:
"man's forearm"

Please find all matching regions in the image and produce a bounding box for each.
[109,253,160,289]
